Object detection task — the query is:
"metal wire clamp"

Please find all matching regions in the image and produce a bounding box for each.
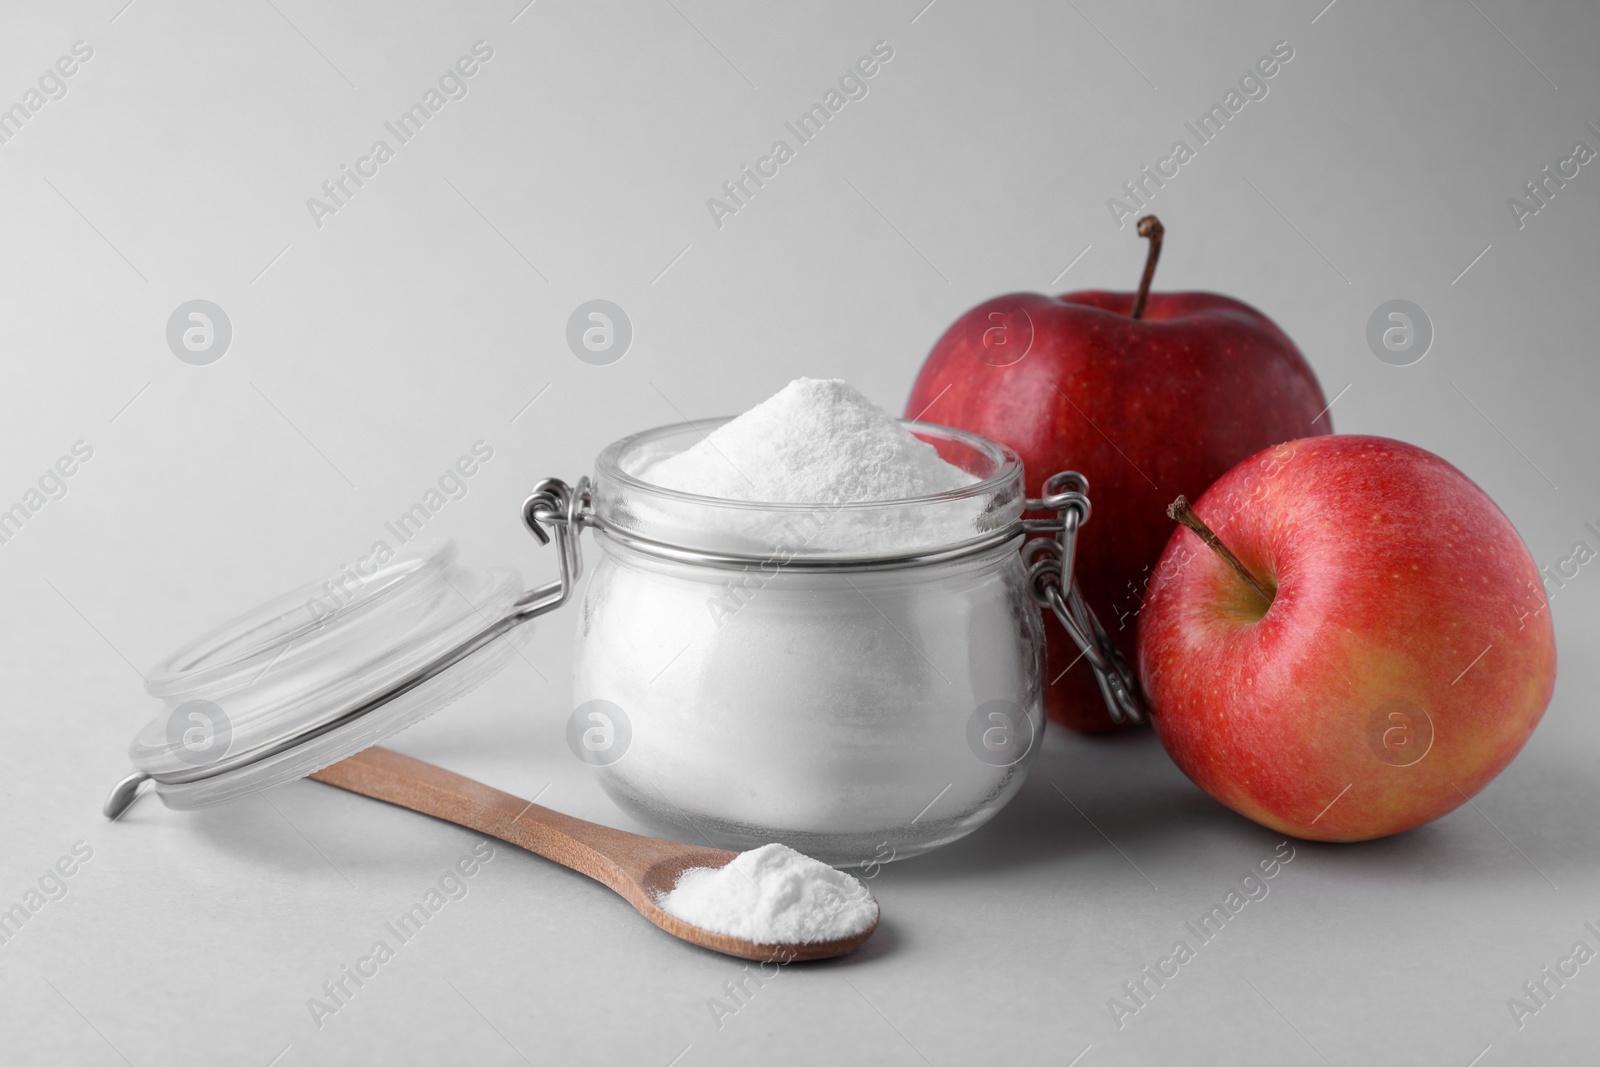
[1022,472,1145,725]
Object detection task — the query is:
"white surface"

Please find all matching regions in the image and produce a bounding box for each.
[1,0,1597,1064]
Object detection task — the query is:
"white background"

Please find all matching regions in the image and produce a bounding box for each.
[1,0,1597,1063]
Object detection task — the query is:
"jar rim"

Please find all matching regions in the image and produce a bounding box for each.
[594,416,1023,513]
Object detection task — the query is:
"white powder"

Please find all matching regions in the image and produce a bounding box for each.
[644,377,975,505]
[659,843,878,943]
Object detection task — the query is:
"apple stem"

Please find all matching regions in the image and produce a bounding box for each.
[1166,496,1275,605]
[1130,215,1164,320]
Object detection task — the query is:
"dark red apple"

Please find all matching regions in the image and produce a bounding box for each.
[906,218,1331,731]
[1138,436,1557,841]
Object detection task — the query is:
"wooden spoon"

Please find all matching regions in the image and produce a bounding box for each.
[309,746,879,962]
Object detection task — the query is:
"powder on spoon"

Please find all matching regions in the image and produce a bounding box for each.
[658,843,879,944]
[644,377,975,504]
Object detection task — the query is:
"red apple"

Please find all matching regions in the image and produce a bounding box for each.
[906,218,1331,731]
[1138,435,1557,842]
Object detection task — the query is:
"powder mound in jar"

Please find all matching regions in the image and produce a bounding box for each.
[658,843,879,944]
[643,377,975,504]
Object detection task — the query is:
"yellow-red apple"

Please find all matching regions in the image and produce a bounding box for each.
[1137,435,1556,841]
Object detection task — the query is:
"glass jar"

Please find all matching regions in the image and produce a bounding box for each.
[105,417,1142,870]
[572,419,1043,864]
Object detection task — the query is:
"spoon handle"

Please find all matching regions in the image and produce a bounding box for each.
[308,747,720,898]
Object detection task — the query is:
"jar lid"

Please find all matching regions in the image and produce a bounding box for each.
[110,542,532,815]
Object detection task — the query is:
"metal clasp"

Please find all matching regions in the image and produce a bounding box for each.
[515,476,593,620]
[1023,472,1145,725]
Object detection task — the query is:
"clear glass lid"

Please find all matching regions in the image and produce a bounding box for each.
[124,542,530,810]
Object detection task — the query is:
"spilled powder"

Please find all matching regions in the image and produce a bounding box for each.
[659,843,879,944]
[643,377,974,505]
